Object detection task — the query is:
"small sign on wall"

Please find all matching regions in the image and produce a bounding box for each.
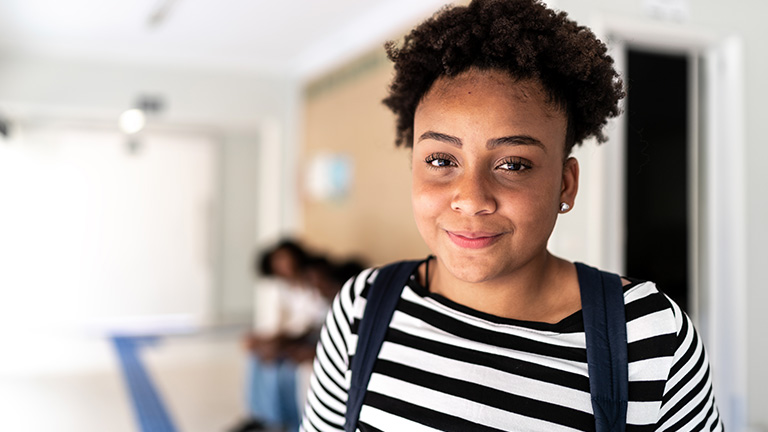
[306,153,354,202]
[644,0,690,21]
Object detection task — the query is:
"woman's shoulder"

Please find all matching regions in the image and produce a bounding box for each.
[578,263,684,334]
[340,266,379,298]
[332,266,380,322]
[622,279,682,321]
[622,279,691,357]
[335,260,424,321]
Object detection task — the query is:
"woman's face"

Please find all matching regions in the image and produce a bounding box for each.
[411,69,578,285]
[270,248,299,281]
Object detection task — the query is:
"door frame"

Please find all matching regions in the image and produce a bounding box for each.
[592,15,747,431]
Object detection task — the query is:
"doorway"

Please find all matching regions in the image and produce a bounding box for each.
[624,49,690,312]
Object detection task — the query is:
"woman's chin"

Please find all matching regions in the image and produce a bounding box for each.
[442,261,502,285]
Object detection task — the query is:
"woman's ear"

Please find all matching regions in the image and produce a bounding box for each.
[559,157,579,212]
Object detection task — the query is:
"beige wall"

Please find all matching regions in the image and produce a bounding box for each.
[300,52,430,266]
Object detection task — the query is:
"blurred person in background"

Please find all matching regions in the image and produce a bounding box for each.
[231,240,324,432]
[231,240,363,432]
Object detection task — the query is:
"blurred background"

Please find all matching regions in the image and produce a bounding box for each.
[0,0,765,431]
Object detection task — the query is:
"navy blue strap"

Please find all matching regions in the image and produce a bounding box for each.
[576,262,629,432]
[345,260,421,432]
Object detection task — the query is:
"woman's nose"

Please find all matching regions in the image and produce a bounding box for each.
[450,170,497,215]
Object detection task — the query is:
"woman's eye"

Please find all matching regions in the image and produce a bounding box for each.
[497,158,532,172]
[425,153,456,168]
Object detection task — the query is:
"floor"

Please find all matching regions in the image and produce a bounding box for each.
[0,330,248,432]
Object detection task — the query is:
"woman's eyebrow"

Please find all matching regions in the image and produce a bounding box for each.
[487,135,547,152]
[417,131,462,147]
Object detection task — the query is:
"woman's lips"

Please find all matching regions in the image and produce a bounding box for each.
[446,231,502,249]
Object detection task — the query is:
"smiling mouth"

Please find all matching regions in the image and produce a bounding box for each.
[446,231,503,249]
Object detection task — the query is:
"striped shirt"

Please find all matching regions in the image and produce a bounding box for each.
[301,264,722,432]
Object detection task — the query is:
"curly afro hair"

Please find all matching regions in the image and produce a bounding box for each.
[382,0,624,154]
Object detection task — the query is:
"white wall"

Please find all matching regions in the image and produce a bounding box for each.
[0,126,216,381]
[217,132,260,323]
[0,52,300,326]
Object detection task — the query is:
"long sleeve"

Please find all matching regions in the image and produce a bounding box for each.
[301,268,373,432]
[655,299,723,431]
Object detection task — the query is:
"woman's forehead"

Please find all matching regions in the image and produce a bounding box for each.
[413,69,569,156]
[421,69,565,118]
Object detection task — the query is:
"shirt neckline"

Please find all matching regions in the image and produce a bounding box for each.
[404,257,643,333]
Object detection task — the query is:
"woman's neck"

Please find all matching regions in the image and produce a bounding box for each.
[423,252,581,323]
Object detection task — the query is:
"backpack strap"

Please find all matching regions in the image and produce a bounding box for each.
[345,260,422,432]
[575,262,629,432]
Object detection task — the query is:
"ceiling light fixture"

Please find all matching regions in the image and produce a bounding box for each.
[119,108,147,135]
[147,0,179,28]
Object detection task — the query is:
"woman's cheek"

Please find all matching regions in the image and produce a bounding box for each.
[412,183,432,220]
[412,179,443,227]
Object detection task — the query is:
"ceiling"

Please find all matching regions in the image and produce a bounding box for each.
[0,0,450,80]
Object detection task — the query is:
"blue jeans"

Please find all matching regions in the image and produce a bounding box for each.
[246,355,300,431]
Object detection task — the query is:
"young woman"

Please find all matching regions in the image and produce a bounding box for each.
[301,1,722,431]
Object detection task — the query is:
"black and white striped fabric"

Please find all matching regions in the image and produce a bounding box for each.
[301,264,722,432]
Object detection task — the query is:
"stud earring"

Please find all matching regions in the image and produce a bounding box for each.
[559,202,570,213]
